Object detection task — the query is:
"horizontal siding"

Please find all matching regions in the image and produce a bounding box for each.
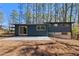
[48,24,71,32]
[28,25,48,36]
[14,23,72,36]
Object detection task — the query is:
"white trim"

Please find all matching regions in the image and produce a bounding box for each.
[36,25,46,31]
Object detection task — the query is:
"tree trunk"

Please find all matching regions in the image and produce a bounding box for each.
[62,4,68,35]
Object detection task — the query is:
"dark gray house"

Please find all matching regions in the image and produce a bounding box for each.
[14,22,74,36]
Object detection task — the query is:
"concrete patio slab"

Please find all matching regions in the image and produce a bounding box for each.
[2,37,51,40]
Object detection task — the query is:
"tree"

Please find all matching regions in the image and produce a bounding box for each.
[70,4,73,22]
[18,3,25,24]
[54,3,59,22]
[24,4,33,24]
[41,3,47,23]
[77,4,79,24]
[0,11,4,27]
[32,3,37,24]
[10,10,19,24]
[36,3,42,24]
[9,10,19,33]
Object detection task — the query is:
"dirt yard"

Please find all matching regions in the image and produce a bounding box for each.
[0,37,79,56]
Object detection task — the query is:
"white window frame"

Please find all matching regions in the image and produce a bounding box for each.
[54,24,58,27]
[36,25,46,31]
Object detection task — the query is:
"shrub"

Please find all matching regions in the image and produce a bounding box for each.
[72,24,79,39]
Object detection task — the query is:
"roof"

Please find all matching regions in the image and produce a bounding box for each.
[13,23,46,26]
[45,22,74,24]
[13,22,74,26]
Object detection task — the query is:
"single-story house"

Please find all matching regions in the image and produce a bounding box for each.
[14,22,74,36]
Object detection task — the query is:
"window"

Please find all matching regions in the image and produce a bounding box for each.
[54,24,58,27]
[36,25,46,31]
[60,24,69,27]
[64,24,69,27]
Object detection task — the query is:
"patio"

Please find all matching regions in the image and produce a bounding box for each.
[1,37,51,40]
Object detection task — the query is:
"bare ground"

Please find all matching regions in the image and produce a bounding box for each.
[0,37,79,56]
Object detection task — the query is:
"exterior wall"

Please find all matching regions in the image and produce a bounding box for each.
[15,25,19,36]
[15,24,48,36]
[14,23,72,36]
[48,24,71,32]
[28,25,48,36]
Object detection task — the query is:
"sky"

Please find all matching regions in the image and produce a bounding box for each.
[0,3,19,28]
